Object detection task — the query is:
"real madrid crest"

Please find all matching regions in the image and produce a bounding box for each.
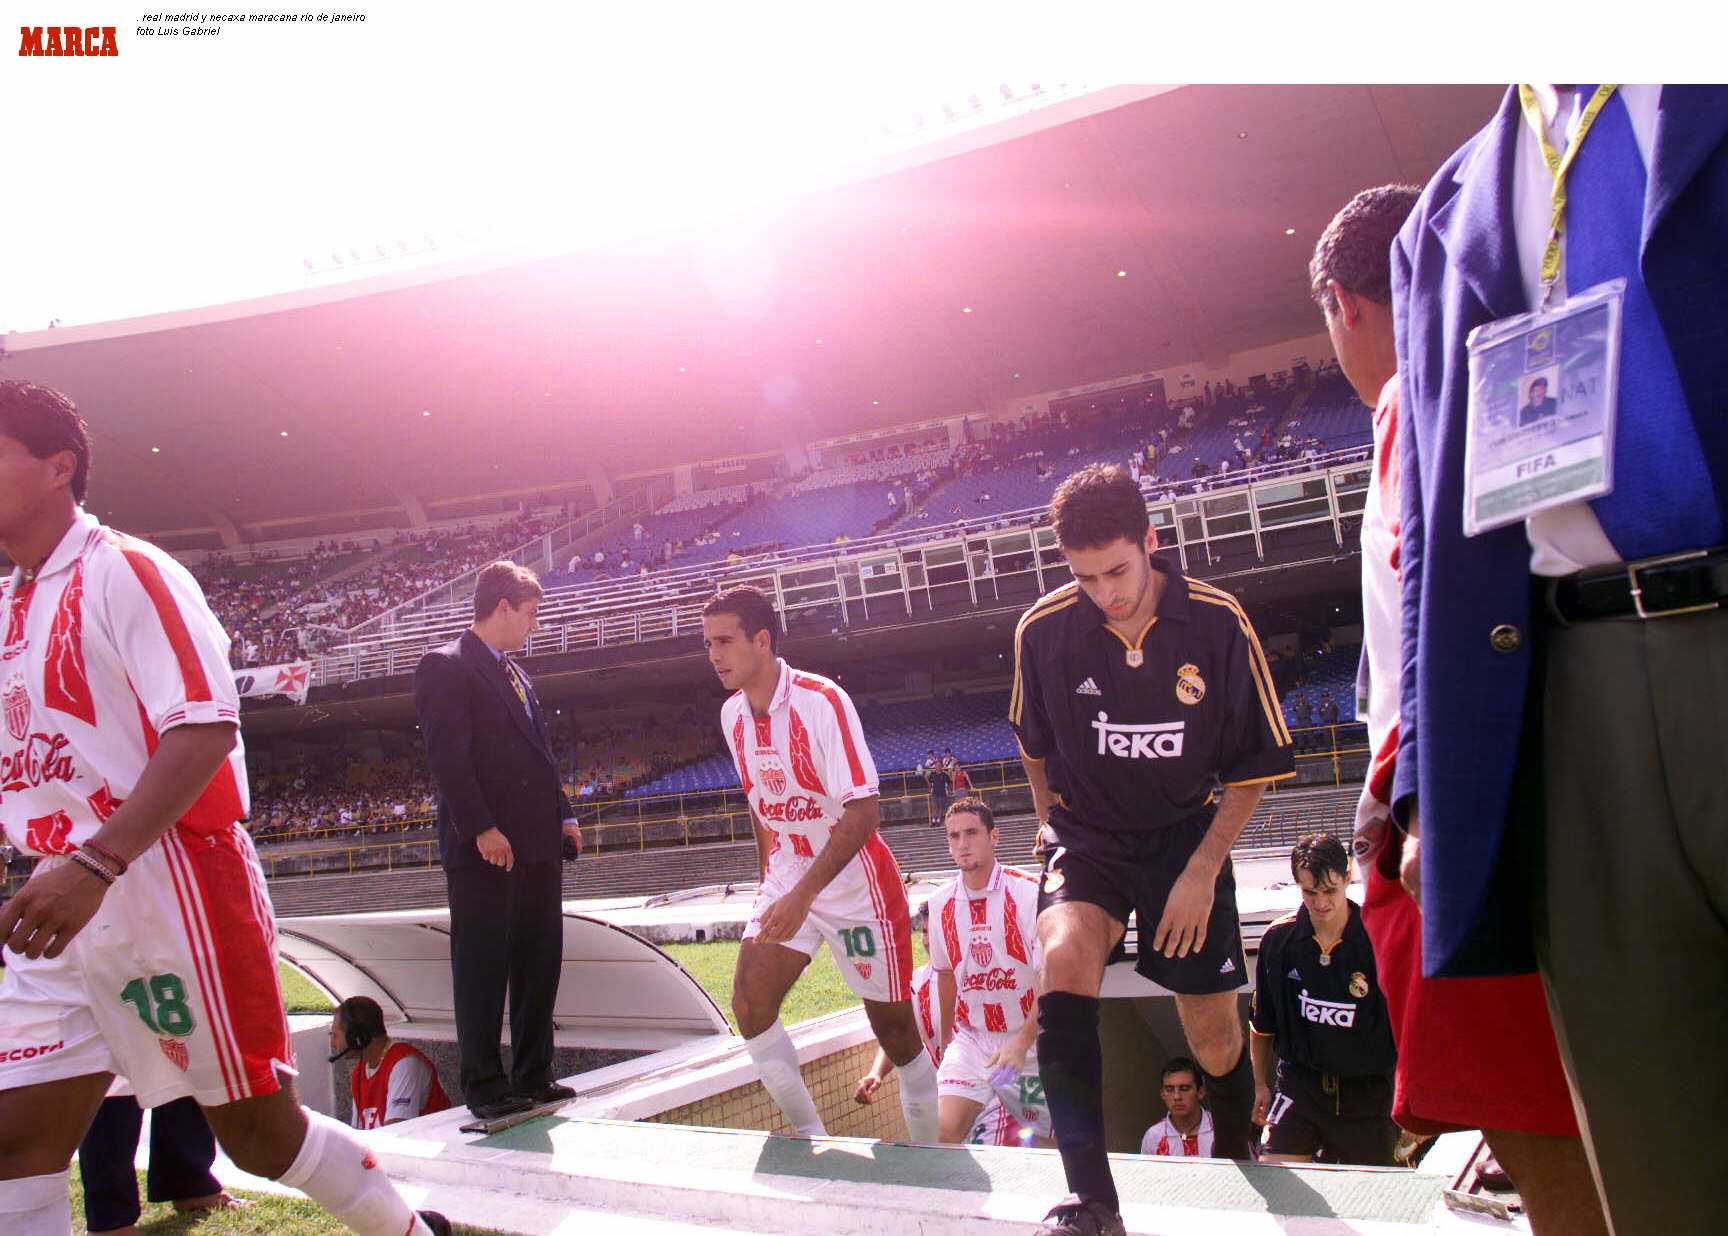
[1349,971,1370,999]
[1175,662,1205,706]
[1125,648,1144,668]
[1042,856,1065,893]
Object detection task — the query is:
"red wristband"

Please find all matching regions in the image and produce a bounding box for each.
[83,840,129,877]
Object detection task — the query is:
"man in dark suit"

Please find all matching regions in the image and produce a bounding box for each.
[1393,86,1728,1231]
[414,560,582,1120]
[1516,376,1557,426]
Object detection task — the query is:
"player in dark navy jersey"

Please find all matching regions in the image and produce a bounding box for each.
[1012,464,1293,1236]
[1250,834,1396,1165]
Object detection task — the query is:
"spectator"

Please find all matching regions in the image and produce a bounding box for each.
[1138,1059,1213,1158]
[922,750,952,827]
[1318,692,1339,726]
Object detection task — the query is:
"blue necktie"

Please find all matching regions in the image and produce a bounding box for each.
[1567,88,1723,558]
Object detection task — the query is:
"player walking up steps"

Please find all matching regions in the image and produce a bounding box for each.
[701,586,938,1142]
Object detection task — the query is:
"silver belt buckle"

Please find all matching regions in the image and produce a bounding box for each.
[1626,548,1713,620]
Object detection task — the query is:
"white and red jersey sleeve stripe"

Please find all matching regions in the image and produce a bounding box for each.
[791,672,877,804]
[95,530,240,734]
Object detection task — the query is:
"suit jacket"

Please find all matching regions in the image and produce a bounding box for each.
[1391,86,1728,976]
[414,630,575,870]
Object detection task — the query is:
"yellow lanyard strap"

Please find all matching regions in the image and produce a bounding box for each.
[1518,84,1619,302]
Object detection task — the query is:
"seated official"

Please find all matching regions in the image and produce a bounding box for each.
[327,997,452,1129]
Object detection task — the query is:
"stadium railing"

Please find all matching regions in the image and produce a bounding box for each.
[300,449,1373,688]
[0,728,1367,899]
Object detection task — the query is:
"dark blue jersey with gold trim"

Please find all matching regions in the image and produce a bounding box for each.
[1009,557,1293,836]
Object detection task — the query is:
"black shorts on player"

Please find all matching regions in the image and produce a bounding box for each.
[1262,1061,1397,1166]
[1036,809,1246,995]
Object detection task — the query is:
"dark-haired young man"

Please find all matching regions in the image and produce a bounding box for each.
[1315,183,1602,1232]
[700,587,937,1142]
[414,560,582,1121]
[925,798,1045,1146]
[1138,1058,1211,1158]
[1012,463,1293,1236]
[1249,835,1395,1165]
[0,380,449,1236]
[327,997,451,1130]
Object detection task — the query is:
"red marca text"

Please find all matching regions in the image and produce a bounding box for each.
[1,733,77,793]
[19,27,118,55]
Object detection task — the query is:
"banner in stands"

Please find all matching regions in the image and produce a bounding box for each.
[234,662,311,706]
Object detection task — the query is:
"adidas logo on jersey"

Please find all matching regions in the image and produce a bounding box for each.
[1218,957,1236,975]
[1286,968,1301,981]
[1074,677,1102,696]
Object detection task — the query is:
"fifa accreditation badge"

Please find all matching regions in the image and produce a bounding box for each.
[1175,663,1205,706]
[1349,972,1370,999]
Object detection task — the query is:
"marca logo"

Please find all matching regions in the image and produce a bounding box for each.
[1090,712,1184,759]
[1,1040,65,1062]
[19,26,119,55]
[755,795,822,823]
[1297,990,1357,1028]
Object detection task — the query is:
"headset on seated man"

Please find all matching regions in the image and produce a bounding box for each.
[329,995,387,1063]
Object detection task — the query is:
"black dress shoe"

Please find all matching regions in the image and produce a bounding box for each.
[418,1211,452,1236]
[467,1094,533,1120]
[519,1081,576,1105]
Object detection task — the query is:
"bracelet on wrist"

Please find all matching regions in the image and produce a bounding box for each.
[69,849,118,886]
[82,840,129,877]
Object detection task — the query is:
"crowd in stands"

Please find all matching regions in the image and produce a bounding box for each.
[203,509,558,668]
[179,365,1370,677]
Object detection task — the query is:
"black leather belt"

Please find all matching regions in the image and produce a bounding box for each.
[1545,547,1728,622]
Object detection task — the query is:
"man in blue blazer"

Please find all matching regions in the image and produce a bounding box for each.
[414,561,583,1120]
[1392,85,1728,1232]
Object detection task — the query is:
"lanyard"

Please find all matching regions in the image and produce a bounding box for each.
[1518,84,1618,308]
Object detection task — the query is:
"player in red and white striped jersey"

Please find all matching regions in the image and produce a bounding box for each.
[0,382,446,1236]
[925,799,1050,1146]
[702,587,936,1143]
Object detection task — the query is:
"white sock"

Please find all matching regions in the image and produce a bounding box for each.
[0,1170,71,1236]
[895,1051,939,1142]
[276,1109,434,1236]
[744,1021,826,1137]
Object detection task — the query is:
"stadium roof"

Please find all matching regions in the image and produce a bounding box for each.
[3,84,1502,539]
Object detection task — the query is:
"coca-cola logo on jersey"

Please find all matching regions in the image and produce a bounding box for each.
[1,732,77,793]
[3,676,28,741]
[756,795,823,823]
[962,967,1021,993]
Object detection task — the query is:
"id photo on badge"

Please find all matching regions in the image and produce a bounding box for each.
[1462,279,1624,536]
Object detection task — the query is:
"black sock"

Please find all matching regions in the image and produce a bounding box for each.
[1037,991,1118,1212]
[1203,1041,1256,1160]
